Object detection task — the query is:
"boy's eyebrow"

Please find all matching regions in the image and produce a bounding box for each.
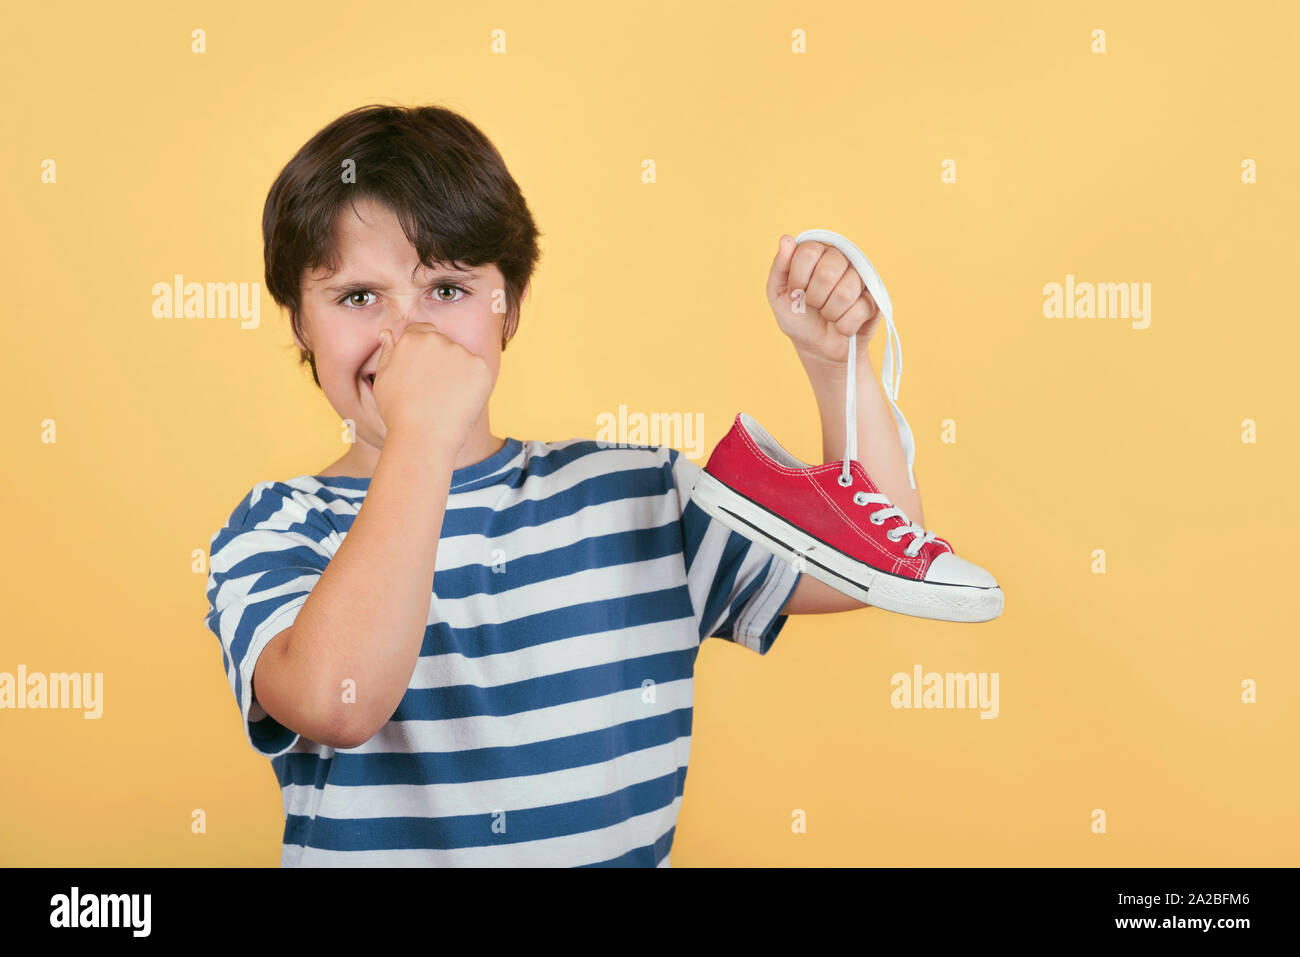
[320,267,479,292]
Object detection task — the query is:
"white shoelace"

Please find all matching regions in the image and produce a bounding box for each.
[793,228,938,558]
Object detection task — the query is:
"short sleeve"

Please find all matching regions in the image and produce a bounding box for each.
[667,449,802,655]
[203,480,339,758]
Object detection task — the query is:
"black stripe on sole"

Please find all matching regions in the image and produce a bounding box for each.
[713,502,870,595]
[698,470,984,590]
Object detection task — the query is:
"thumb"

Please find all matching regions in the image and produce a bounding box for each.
[765,234,797,305]
[376,328,394,372]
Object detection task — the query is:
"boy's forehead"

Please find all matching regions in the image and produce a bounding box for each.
[304,257,480,286]
[329,218,418,270]
[303,203,489,286]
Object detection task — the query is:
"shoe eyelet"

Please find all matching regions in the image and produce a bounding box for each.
[869,513,884,525]
[853,491,869,506]
[837,474,852,487]
[886,530,899,542]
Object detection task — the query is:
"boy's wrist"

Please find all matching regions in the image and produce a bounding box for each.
[378,423,463,480]
[796,341,875,397]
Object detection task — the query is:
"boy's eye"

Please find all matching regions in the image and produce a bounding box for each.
[432,284,468,302]
[335,284,468,308]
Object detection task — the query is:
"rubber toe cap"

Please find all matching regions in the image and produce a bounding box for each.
[923,552,998,588]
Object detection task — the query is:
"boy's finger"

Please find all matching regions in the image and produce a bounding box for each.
[833,298,872,338]
[765,234,796,303]
[803,248,849,311]
[785,240,824,299]
[377,328,394,370]
[821,271,863,324]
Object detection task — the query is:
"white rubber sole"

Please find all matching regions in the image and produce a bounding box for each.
[691,471,1004,623]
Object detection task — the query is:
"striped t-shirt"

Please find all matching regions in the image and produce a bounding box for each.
[203,437,802,867]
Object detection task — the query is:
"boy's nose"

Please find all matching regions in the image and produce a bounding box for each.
[387,314,441,343]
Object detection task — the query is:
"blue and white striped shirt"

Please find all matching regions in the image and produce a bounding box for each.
[203,437,801,866]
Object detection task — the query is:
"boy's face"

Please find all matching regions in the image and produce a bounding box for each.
[295,197,519,451]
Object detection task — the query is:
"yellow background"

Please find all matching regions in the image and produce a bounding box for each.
[2,0,1296,866]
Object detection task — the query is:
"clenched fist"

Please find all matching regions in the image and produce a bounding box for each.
[371,323,493,455]
[766,234,883,367]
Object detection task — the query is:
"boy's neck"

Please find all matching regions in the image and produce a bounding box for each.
[316,416,506,480]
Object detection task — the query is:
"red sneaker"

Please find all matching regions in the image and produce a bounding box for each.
[690,229,1003,623]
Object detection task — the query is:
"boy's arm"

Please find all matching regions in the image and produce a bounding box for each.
[779,345,923,616]
[779,571,874,615]
[764,234,924,616]
[252,424,457,749]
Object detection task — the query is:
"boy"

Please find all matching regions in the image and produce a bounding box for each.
[204,103,918,866]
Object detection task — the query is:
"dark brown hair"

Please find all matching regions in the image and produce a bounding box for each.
[262,103,542,387]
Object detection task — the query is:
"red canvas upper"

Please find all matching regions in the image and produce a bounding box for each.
[702,413,954,581]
